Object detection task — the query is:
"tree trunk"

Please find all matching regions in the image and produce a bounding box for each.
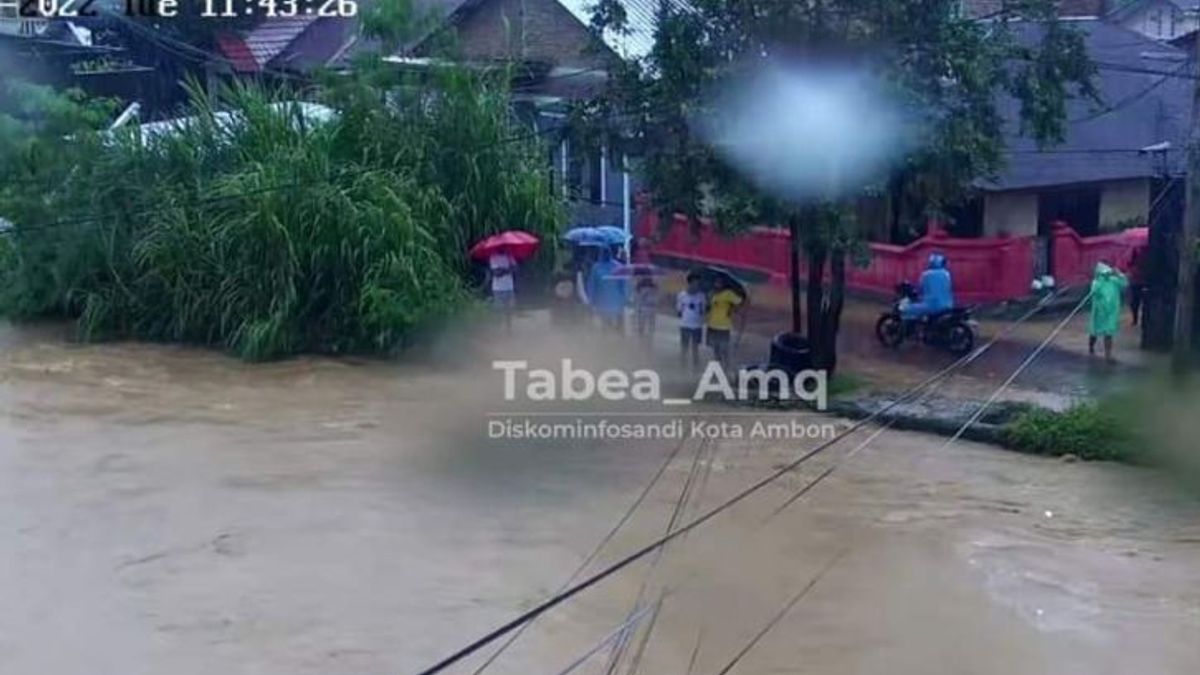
[821,250,847,375]
[806,245,828,362]
[788,216,803,334]
[1174,140,1200,375]
[888,172,904,245]
[1173,32,1200,376]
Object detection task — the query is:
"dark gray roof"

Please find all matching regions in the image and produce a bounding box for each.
[987,19,1191,191]
[1108,0,1198,21]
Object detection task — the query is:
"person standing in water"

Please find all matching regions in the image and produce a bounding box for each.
[1128,246,1147,326]
[587,247,628,333]
[488,247,518,333]
[676,273,707,369]
[1088,261,1128,364]
[706,276,743,369]
[633,272,659,347]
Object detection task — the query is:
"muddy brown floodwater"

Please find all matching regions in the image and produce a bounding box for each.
[0,319,1198,675]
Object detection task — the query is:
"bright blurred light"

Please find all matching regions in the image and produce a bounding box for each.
[699,64,912,200]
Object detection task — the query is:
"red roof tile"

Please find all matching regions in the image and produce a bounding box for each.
[215,32,258,73]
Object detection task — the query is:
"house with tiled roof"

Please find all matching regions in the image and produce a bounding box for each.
[215,16,361,75]
[1106,0,1199,42]
[386,0,673,230]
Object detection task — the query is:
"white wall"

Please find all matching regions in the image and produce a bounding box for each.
[1099,178,1151,231]
[1118,2,1199,41]
[983,191,1038,237]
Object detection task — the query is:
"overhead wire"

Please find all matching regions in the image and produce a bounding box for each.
[1070,56,1195,124]
[411,282,1074,675]
[935,290,1093,451]
[719,290,1095,674]
[709,548,849,675]
[766,284,1071,520]
[466,434,697,675]
[549,603,658,675]
[603,439,710,675]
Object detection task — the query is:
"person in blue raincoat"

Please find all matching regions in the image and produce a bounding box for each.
[588,247,628,332]
[902,253,955,320]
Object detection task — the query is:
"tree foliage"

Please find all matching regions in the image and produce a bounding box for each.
[590,0,1096,369]
[0,68,562,359]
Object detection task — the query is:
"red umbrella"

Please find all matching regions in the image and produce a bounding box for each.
[469,230,541,261]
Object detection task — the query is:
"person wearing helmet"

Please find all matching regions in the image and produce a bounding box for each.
[901,253,954,320]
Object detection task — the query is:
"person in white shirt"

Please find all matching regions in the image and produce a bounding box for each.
[676,273,707,369]
[489,250,517,332]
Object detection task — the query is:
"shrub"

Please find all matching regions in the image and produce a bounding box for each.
[1005,401,1139,463]
[0,75,562,360]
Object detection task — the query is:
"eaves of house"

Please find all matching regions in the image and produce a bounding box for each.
[216,16,359,74]
[984,19,1192,192]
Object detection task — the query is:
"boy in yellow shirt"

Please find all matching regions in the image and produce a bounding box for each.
[706,277,743,368]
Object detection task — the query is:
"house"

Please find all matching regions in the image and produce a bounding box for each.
[0,9,157,106]
[215,16,361,76]
[638,18,1176,304]
[967,18,1188,283]
[389,0,666,230]
[1106,0,1199,42]
[961,0,1107,19]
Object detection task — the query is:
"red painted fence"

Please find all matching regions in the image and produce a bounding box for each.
[638,212,1147,304]
[1051,222,1148,287]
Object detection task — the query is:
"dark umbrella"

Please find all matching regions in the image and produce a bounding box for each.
[693,266,751,352]
[694,266,749,299]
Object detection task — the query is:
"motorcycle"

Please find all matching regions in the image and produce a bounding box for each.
[875,281,977,356]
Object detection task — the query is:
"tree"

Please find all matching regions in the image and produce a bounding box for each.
[0,12,563,359]
[590,0,1096,372]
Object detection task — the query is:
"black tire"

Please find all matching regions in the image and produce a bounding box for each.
[769,332,812,374]
[876,315,904,349]
[946,322,975,356]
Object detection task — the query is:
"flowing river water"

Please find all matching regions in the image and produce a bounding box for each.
[0,320,1198,675]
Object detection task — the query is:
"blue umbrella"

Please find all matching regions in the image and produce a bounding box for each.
[564,226,630,247]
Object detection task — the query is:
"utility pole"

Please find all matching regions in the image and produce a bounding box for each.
[1172,23,1200,375]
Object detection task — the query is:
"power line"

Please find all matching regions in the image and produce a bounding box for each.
[104,10,310,82]
[725,290,1093,675]
[409,284,1070,675]
[764,284,1072,521]
[467,435,696,675]
[1071,57,1194,123]
[710,548,848,675]
[936,290,1093,451]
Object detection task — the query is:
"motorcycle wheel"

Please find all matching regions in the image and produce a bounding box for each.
[946,323,975,356]
[876,315,904,348]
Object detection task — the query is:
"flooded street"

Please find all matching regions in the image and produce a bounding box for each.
[1,320,1198,675]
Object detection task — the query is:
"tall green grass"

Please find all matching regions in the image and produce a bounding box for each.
[0,75,562,359]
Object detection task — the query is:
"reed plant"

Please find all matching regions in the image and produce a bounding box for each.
[0,72,562,359]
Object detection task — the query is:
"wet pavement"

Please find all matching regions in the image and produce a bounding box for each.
[0,319,1197,675]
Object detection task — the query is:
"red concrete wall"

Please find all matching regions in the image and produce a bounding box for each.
[637,211,1037,304]
[1051,222,1148,287]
